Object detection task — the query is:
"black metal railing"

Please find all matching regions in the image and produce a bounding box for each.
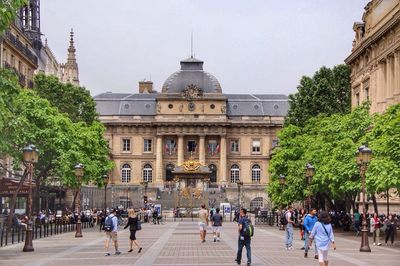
[4,31,38,66]
[0,221,93,248]
[254,213,278,226]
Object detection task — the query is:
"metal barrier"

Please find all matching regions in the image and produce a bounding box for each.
[255,214,278,226]
[0,221,93,248]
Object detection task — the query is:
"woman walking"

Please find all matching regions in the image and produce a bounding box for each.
[309,211,336,266]
[124,209,142,253]
[384,214,397,246]
[370,213,382,246]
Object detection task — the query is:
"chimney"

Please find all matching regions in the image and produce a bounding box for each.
[139,81,153,93]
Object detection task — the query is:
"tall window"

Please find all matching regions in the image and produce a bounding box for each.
[209,164,217,183]
[356,93,360,106]
[165,164,174,181]
[143,164,153,183]
[230,139,240,153]
[187,140,197,153]
[252,140,261,153]
[208,140,219,155]
[122,138,131,152]
[230,164,240,183]
[251,164,261,183]
[144,139,152,152]
[165,139,176,155]
[121,164,131,183]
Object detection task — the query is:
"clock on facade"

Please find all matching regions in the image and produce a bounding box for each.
[188,102,196,111]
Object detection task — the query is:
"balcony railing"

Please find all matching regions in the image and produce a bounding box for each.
[3,61,28,87]
[4,31,38,66]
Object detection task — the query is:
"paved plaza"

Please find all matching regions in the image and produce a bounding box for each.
[0,221,399,266]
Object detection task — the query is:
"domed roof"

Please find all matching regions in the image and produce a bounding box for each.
[162,57,222,94]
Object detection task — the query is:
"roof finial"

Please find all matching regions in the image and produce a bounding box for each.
[191,31,193,58]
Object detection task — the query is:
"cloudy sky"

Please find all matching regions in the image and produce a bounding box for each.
[41,0,369,96]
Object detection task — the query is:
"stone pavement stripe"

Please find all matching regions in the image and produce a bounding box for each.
[25,232,106,266]
[257,227,367,266]
[133,223,177,266]
[222,230,265,266]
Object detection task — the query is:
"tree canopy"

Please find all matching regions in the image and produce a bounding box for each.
[33,74,98,124]
[285,65,351,127]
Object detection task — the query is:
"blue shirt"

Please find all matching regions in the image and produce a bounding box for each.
[108,214,118,232]
[310,222,334,251]
[304,214,317,232]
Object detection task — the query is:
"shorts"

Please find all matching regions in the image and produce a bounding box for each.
[212,226,222,233]
[106,231,118,242]
[198,222,207,231]
[317,249,329,263]
[130,230,137,240]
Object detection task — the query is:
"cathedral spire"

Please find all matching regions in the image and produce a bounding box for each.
[61,29,80,86]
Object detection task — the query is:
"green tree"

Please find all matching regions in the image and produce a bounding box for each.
[33,74,98,124]
[0,0,27,34]
[268,104,372,211]
[285,65,351,127]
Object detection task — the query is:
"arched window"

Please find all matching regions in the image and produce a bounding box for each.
[252,164,261,183]
[143,164,153,183]
[230,164,240,183]
[250,197,264,212]
[121,164,131,183]
[165,164,174,182]
[209,164,217,183]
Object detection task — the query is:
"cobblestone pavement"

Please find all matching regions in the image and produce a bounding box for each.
[0,221,399,266]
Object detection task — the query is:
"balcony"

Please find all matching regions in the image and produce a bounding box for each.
[3,61,28,87]
[3,31,38,66]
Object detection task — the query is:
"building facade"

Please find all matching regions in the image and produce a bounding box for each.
[345,0,400,113]
[94,57,288,211]
[346,0,400,214]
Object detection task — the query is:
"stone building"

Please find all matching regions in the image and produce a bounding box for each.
[345,0,400,214]
[94,56,288,211]
[345,0,400,113]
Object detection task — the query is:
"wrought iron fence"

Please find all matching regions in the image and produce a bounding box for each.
[0,221,93,248]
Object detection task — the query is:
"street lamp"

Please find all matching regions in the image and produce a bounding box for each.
[237,180,243,210]
[278,174,286,186]
[356,144,372,252]
[74,163,84,238]
[305,163,315,211]
[103,174,109,212]
[278,175,285,230]
[140,180,149,206]
[22,144,39,252]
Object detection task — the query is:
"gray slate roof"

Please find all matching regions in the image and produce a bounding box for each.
[94,93,288,117]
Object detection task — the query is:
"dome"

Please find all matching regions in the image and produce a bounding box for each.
[161,57,222,93]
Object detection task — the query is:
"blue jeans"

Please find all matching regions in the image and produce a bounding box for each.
[285,224,293,248]
[304,231,317,255]
[237,237,251,263]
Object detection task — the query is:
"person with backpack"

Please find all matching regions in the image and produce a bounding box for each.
[104,208,121,256]
[303,208,318,259]
[309,211,336,266]
[235,208,253,266]
[211,208,223,242]
[282,206,295,250]
[124,209,143,253]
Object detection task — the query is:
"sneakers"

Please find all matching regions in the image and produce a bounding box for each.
[115,251,121,255]
[217,238,220,242]
[304,252,308,258]
[314,255,318,260]
[377,243,382,246]
[105,253,111,256]
[201,240,206,243]
[235,259,241,265]
[373,243,376,246]
[300,247,305,250]
[214,238,216,242]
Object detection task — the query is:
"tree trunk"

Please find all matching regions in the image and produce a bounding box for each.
[7,169,27,231]
[323,193,335,210]
[371,194,378,215]
[33,176,42,214]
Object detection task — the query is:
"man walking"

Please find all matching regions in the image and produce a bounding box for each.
[211,208,223,242]
[235,208,251,266]
[284,206,295,250]
[198,204,209,243]
[303,208,318,259]
[104,209,121,256]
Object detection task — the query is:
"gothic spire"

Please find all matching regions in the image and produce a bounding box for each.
[67,28,77,64]
[61,29,80,86]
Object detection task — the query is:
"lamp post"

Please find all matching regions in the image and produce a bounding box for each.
[103,174,109,212]
[305,163,315,211]
[278,175,285,230]
[356,144,372,252]
[140,180,149,207]
[22,144,39,252]
[74,163,84,238]
[237,181,243,210]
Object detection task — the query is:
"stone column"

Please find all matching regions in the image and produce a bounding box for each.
[394,51,400,95]
[177,135,184,165]
[199,135,205,165]
[219,135,227,183]
[386,57,391,100]
[156,136,163,184]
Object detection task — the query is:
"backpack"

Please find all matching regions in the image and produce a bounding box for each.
[280,211,289,226]
[104,216,114,232]
[242,218,254,238]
